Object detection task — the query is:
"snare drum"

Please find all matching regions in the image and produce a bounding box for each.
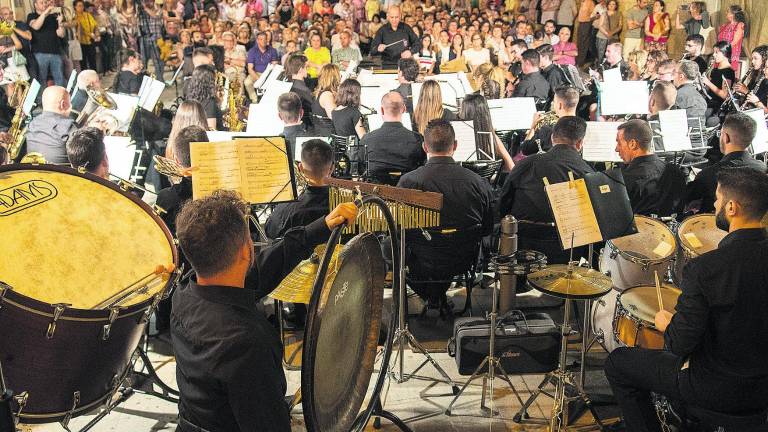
[673,214,727,285]
[599,215,676,291]
[614,284,681,349]
[0,165,178,423]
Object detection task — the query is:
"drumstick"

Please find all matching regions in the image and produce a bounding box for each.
[654,270,664,312]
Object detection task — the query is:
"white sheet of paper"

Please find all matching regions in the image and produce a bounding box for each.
[139,78,165,111]
[545,178,603,249]
[356,68,374,84]
[603,67,622,83]
[451,121,478,162]
[583,121,622,162]
[105,92,140,133]
[254,63,275,89]
[487,98,537,130]
[360,85,389,114]
[745,108,768,154]
[206,131,249,142]
[258,80,293,109]
[367,112,412,131]
[423,74,465,106]
[600,81,650,115]
[138,76,150,99]
[294,136,332,161]
[66,71,77,94]
[104,136,136,179]
[22,79,41,116]
[246,103,283,136]
[658,109,693,152]
[457,71,475,94]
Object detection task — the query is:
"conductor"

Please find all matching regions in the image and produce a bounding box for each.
[370,6,420,69]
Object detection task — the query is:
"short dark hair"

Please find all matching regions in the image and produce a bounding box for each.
[521,49,540,68]
[285,53,308,77]
[424,119,455,153]
[278,92,303,123]
[336,79,361,107]
[398,57,419,82]
[723,112,757,149]
[554,86,579,110]
[618,119,653,151]
[175,125,209,167]
[717,168,768,221]
[551,116,587,145]
[685,34,704,48]
[300,139,333,177]
[192,46,213,58]
[512,39,528,51]
[713,40,732,59]
[66,127,105,173]
[122,49,139,65]
[176,190,250,278]
[536,43,554,61]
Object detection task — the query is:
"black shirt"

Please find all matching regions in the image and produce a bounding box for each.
[692,55,707,74]
[621,154,667,216]
[499,144,594,221]
[331,106,362,137]
[540,63,567,100]
[706,67,736,109]
[27,12,61,55]
[512,71,550,103]
[264,185,329,239]
[363,121,425,177]
[369,22,421,68]
[282,123,317,156]
[520,122,554,156]
[395,82,413,114]
[667,229,768,389]
[290,79,314,126]
[156,177,193,235]
[200,98,223,131]
[114,70,143,94]
[685,151,767,213]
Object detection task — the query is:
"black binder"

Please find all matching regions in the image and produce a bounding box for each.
[584,169,637,241]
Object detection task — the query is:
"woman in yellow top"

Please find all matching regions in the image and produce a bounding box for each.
[74,0,98,71]
[365,0,379,21]
[304,33,330,80]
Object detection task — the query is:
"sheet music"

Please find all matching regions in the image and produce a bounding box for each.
[206,131,249,142]
[356,68,374,85]
[258,80,292,107]
[341,61,358,81]
[66,71,77,94]
[658,109,693,151]
[138,75,150,100]
[582,121,622,162]
[457,71,475,94]
[190,141,242,199]
[360,85,388,113]
[246,103,284,136]
[603,67,622,83]
[138,78,165,111]
[294,136,332,161]
[236,138,295,203]
[451,121,478,162]
[254,63,275,88]
[367,112,412,131]
[600,81,650,115]
[22,79,41,116]
[104,136,136,179]
[359,73,398,88]
[744,108,768,154]
[545,178,603,249]
[487,98,537,130]
[105,92,140,133]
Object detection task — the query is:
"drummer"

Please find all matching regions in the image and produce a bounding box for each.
[605,168,768,431]
[65,126,109,180]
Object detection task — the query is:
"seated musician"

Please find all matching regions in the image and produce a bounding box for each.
[25,86,76,164]
[682,34,707,73]
[182,47,215,97]
[648,81,676,120]
[265,139,332,240]
[499,116,594,263]
[701,41,735,126]
[65,126,108,179]
[686,112,767,213]
[734,45,768,115]
[605,167,768,431]
[395,57,418,114]
[597,42,630,81]
[512,48,550,105]
[70,69,100,113]
[171,191,357,432]
[536,44,568,101]
[672,60,707,123]
[397,119,494,313]
[285,53,314,127]
[520,86,579,156]
[362,91,425,185]
[615,119,684,216]
[113,50,144,95]
[278,92,316,152]
[656,59,676,83]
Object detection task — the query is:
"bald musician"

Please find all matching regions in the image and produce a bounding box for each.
[70,69,100,114]
[66,127,109,179]
[25,85,76,164]
[605,167,768,431]
[172,191,357,432]
[370,5,420,69]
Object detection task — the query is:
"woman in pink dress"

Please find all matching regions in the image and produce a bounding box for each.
[643,0,670,52]
[718,4,746,76]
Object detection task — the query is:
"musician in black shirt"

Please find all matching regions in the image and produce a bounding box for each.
[682,34,708,74]
[370,5,420,69]
[520,86,579,156]
[686,112,767,213]
[512,49,550,104]
[605,168,768,431]
[171,191,357,432]
[113,50,144,95]
[536,44,568,102]
[395,57,418,114]
[285,53,314,127]
[735,45,768,112]
[701,41,736,116]
[278,92,316,153]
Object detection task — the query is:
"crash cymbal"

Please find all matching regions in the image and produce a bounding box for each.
[269,245,341,304]
[527,264,612,300]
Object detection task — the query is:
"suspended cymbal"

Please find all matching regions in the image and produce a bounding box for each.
[269,245,341,304]
[527,264,613,300]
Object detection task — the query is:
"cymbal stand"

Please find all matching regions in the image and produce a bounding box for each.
[444,257,525,417]
[389,225,459,393]
[513,261,605,432]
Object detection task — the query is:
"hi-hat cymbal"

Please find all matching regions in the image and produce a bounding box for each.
[269,245,341,304]
[527,264,613,300]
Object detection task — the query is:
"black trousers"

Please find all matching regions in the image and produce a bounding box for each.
[81,43,97,71]
[605,347,768,432]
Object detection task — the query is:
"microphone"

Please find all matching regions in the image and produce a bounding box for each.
[498,215,518,313]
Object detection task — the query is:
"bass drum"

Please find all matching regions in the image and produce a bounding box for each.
[0,165,178,424]
[599,216,676,291]
[673,214,727,285]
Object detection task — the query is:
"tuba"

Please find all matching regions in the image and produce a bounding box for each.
[75,87,118,127]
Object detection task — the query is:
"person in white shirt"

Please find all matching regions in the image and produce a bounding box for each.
[464,33,490,70]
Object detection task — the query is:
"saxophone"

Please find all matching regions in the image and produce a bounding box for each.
[6,80,30,161]
[223,74,245,132]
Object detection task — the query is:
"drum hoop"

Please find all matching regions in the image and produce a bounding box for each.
[17,389,110,421]
[0,164,179,311]
[677,213,719,256]
[607,240,672,265]
[0,292,148,321]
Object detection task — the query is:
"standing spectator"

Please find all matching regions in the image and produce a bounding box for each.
[675,1,710,40]
[643,0,670,52]
[589,0,606,64]
[117,0,139,52]
[556,0,577,31]
[245,31,279,101]
[540,0,560,24]
[28,0,66,86]
[74,0,98,71]
[595,0,621,64]
[94,0,116,73]
[624,0,648,60]
[553,26,576,66]
[0,6,33,82]
[138,0,165,78]
[718,4,746,76]
[56,0,80,75]
[575,0,595,66]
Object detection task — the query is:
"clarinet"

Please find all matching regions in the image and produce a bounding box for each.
[742,74,766,110]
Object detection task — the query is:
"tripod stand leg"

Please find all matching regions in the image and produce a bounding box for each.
[404,331,459,393]
[493,359,526,407]
[513,373,552,423]
[444,356,490,416]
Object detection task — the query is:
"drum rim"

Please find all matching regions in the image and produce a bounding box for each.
[617,284,681,325]
[677,213,723,254]
[0,164,179,315]
[607,215,677,264]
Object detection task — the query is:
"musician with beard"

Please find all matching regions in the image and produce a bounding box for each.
[685,112,767,213]
[605,167,768,432]
[171,191,357,432]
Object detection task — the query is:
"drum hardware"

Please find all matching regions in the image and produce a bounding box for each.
[1,361,16,432]
[91,265,171,309]
[60,391,81,430]
[0,281,10,311]
[46,303,71,340]
[445,250,543,418]
[101,307,122,340]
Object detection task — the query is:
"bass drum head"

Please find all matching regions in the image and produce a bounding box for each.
[0,167,175,308]
[302,233,385,432]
